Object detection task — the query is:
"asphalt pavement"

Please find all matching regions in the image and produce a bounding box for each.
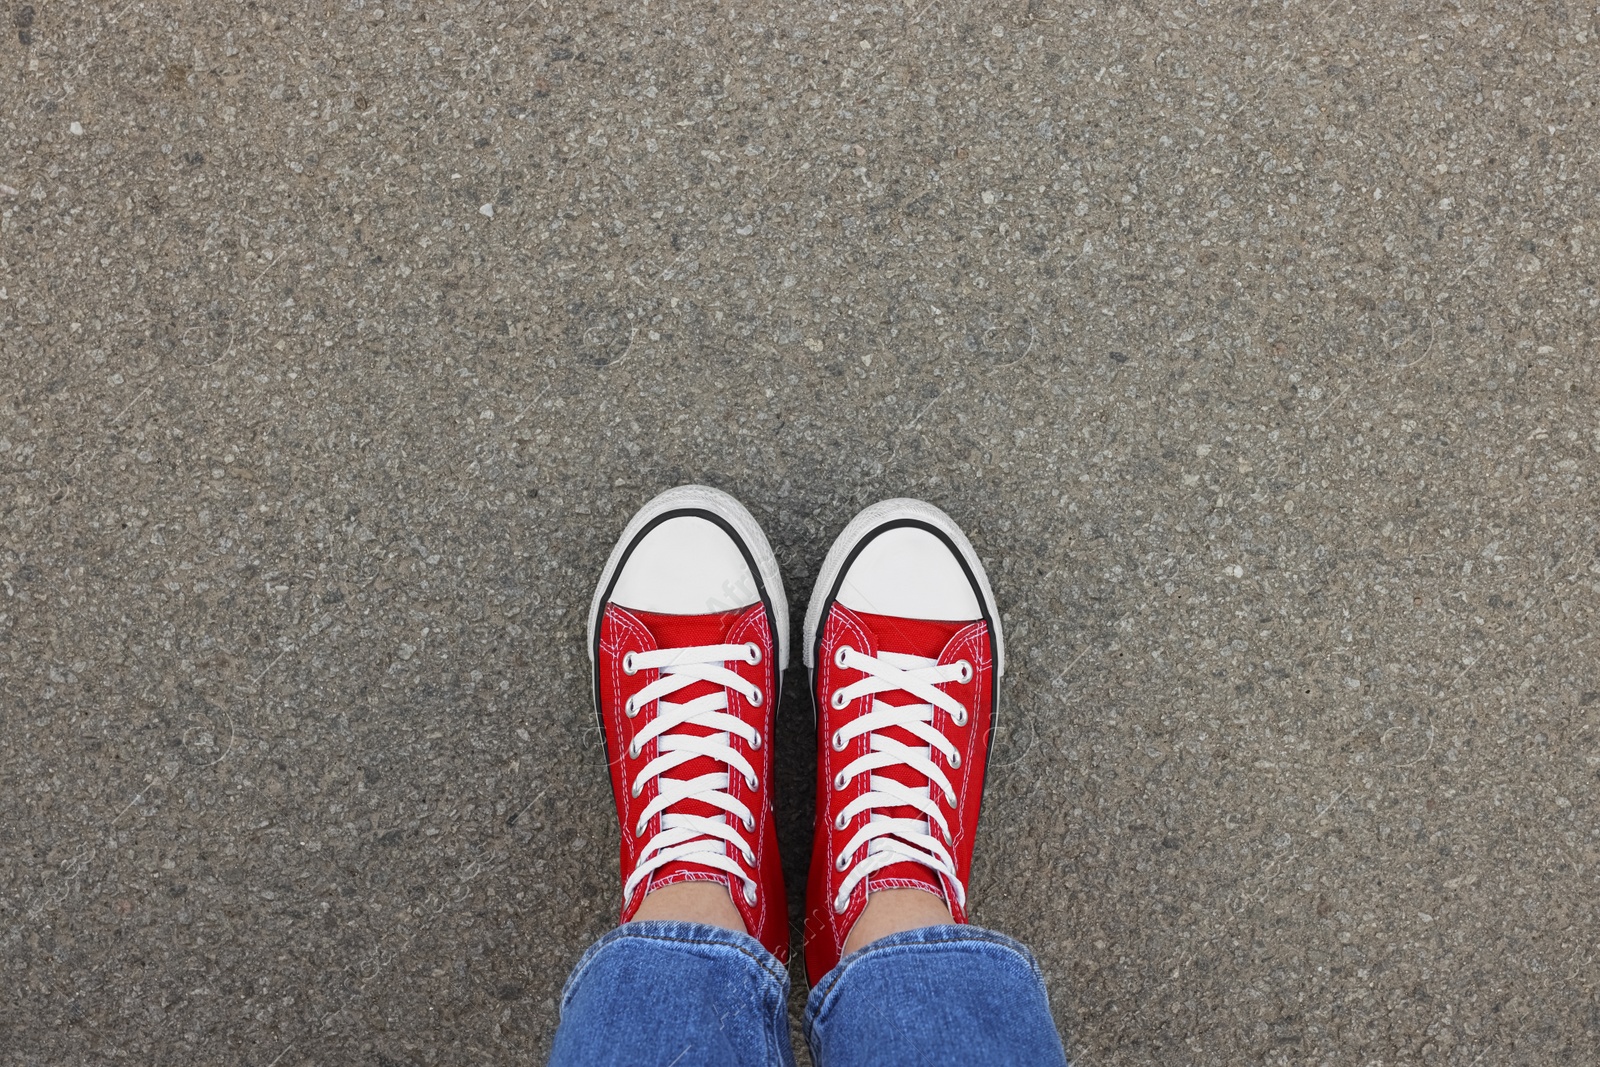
[2,2,1598,1063]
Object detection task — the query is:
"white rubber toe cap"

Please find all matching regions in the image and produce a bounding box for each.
[803,497,1002,674]
[608,515,759,615]
[589,485,790,668]
[835,525,982,621]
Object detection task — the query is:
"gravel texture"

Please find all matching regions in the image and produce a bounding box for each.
[3,1,1599,1064]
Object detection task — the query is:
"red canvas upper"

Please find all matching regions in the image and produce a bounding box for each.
[595,601,789,962]
[805,604,996,984]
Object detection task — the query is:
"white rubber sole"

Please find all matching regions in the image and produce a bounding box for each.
[587,485,790,670]
[802,497,1004,675]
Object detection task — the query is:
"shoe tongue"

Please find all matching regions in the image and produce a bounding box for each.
[847,610,970,903]
[628,607,751,893]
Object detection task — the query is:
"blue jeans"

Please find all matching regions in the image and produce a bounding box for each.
[549,921,1069,1066]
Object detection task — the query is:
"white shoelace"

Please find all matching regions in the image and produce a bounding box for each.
[827,645,974,914]
[621,642,766,907]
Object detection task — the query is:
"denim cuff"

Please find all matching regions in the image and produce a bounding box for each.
[561,919,789,1013]
[552,920,798,1067]
[804,923,1058,1062]
[806,923,1045,1008]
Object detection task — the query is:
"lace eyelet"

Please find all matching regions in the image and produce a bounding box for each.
[833,894,848,914]
[748,689,764,708]
[833,771,848,791]
[744,884,758,906]
[630,780,643,798]
[833,645,852,669]
[949,751,962,769]
[627,740,641,759]
[830,689,848,710]
[835,812,848,831]
[831,730,846,751]
[744,814,756,831]
[749,733,762,750]
[623,697,639,719]
[635,819,647,836]
[746,773,759,790]
[952,709,968,727]
[622,652,639,675]
[955,659,973,683]
[744,642,762,665]
[743,846,756,864]
[835,852,850,872]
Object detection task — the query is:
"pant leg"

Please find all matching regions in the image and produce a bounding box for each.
[803,924,1069,1067]
[550,920,797,1067]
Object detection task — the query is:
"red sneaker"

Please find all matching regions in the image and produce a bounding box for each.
[801,499,1005,984]
[587,485,790,961]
